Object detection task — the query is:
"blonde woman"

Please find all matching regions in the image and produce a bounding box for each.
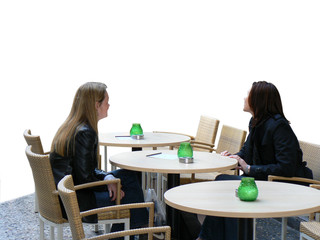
[50,82,148,237]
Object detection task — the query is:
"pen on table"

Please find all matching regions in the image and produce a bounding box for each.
[115,135,131,137]
[146,152,162,157]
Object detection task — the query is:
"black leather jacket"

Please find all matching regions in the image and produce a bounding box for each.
[50,124,109,222]
[237,114,312,180]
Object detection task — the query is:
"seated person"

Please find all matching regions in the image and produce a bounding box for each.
[197,81,312,240]
[50,82,148,238]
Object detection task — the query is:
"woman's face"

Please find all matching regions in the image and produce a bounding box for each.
[243,89,253,115]
[96,92,110,121]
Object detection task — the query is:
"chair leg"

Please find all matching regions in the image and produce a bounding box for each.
[124,219,130,240]
[57,226,63,240]
[34,190,39,213]
[142,172,146,193]
[104,223,111,233]
[50,226,55,240]
[156,173,161,200]
[39,217,44,240]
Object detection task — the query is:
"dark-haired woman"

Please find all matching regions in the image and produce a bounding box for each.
[197,81,312,240]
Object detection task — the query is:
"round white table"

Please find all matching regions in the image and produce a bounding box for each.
[165,180,320,240]
[109,150,238,175]
[99,132,190,170]
[110,150,238,239]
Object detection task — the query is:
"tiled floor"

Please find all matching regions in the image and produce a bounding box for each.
[0,194,300,240]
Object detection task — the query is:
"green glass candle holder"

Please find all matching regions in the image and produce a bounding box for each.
[178,142,194,163]
[237,177,258,201]
[130,123,144,139]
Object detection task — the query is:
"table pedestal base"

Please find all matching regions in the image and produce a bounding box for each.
[239,218,254,240]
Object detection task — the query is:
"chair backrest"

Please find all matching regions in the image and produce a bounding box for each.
[193,116,220,151]
[299,140,320,181]
[58,175,85,240]
[215,125,247,154]
[25,145,66,224]
[24,129,45,154]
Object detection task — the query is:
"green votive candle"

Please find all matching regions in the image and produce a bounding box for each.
[178,142,193,160]
[130,123,143,136]
[237,177,258,201]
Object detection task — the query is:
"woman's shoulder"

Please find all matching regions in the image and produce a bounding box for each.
[76,124,97,139]
[265,114,288,126]
[262,114,291,134]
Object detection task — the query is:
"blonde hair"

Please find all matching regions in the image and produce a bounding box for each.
[51,82,107,156]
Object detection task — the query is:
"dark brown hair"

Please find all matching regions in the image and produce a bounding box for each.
[248,81,288,127]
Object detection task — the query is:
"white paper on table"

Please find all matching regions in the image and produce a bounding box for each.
[149,154,178,160]
[115,136,132,140]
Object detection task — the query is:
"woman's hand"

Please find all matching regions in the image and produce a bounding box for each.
[229,155,248,173]
[105,174,125,201]
[107,183,125,201]
[221,151,232,156]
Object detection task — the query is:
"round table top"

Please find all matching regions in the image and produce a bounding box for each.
[164,180,320,218]
[99,132,190,147]
[109,150,238,174]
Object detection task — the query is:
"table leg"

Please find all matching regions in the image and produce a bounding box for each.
[132,147,143,186]
[167,174,180,240]
[104,146,108,171]
[281,217,287,240]
[238,218,254,240]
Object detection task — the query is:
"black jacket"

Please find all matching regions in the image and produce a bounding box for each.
[237,114,312,180]
[50,124,109,222]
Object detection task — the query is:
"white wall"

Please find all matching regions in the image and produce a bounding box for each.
[0,0,319,202]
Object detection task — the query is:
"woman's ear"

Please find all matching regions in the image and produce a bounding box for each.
[95,101,100,110]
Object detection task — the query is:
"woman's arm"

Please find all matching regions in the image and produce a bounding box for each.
[73,128,107,184]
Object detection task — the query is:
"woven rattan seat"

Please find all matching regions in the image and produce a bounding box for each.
[300,221,320,240]
[25,145,130,240]
[58,175,171,240]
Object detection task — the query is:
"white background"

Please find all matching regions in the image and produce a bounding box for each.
[0,0,319,202]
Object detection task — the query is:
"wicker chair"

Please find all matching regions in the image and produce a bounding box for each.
[300,184,320,240]
[154,115,220,151]
[24,129,47,154]
[58,175,171,240]
[24,129,104,213]
[24,129,49,213]
[181,125,247,184]
[268,141,320,240]
[268,141,320,184]
[155,115,220,191]
[25,145,130,240]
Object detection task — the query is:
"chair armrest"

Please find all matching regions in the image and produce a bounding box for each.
[191,140,215,148]
[87,226,171,240]
[153,131,195,140]
[268,175,320,185]
[310,184,320,190]
[81,202,155,227]
[74,179,121,205]
[191,144,215,152]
